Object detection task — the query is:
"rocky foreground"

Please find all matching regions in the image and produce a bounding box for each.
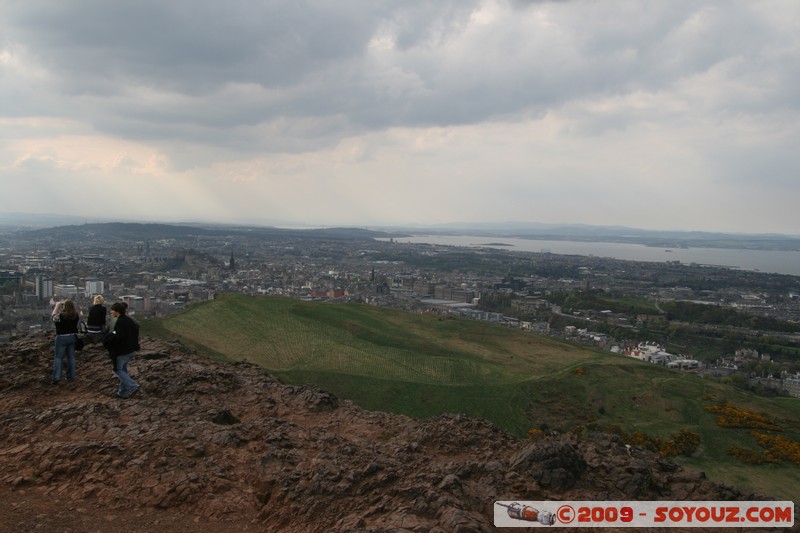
[0,332,790,532]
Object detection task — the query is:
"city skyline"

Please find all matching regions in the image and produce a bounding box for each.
[2,1,799,234]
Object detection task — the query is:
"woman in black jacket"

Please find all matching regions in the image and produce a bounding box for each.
[86,295,108,337]
[51,299,80,383]
[104,302,140,398]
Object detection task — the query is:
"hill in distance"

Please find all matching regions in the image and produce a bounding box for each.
[3,215,799,250]
[149,294,800,502]
[5,221,395,243]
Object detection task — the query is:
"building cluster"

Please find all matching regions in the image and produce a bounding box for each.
[1,225,799,396]
[749,372,800,397]
[621,341,700,370]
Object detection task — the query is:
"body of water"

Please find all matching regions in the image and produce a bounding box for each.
[382,235,800,277]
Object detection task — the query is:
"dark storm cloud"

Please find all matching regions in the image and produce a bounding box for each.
[10,0,375,90]
[6,0,795,151]
[1,1,491,146]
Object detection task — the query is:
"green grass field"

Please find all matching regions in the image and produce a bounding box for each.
[146,293,800,500]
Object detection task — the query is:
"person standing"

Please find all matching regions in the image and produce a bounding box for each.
[86,295,108,343]
[51,299,80,384]
[103,302,140,398]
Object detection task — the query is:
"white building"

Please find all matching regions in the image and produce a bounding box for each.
[625,342,678,365]
[54,284,78,298]
[667,358,701,370]
[85,279,105,297]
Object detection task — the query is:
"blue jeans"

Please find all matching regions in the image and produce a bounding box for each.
[53,334,77,381]
[114,353,139,396]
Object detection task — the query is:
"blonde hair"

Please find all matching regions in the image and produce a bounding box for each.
[93,295,105,305]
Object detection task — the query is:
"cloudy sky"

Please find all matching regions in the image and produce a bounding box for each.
[1,1,799,234]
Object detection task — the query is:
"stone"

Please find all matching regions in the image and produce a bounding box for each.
[0,332,785,532]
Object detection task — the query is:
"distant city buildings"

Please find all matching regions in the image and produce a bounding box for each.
[85,278,104,296]
[35,276,53,300]
[54,284,78,298]
[1,223,799,400]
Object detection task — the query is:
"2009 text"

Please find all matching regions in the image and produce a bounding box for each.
[576,505,633,523]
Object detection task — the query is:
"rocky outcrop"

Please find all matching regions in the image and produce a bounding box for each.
[0,333,786,531]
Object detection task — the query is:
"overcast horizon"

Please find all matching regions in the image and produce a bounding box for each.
[2,1,799,235]
[4,210,800,240]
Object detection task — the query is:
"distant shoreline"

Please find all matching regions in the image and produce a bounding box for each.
[383,235,800,277]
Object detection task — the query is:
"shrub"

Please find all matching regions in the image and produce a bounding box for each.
[704,403,782,431]
[659,429,701,457]
[628,430,661,452]
[752,432,800,465]
[602,425,700,457]
[728,446,779,465]
[527,428,544,441]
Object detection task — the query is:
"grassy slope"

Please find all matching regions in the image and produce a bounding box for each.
[145,293,800,500]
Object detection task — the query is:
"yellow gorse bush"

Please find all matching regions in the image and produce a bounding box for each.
[707,402,800,466]
[602,425,700,457]
[704,403,782,431]
[527,428,545,440]
[752,431,800,465]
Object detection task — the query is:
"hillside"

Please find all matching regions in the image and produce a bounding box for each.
[151,294,800,501]
[1,333,792,532]
[11,221,392,243]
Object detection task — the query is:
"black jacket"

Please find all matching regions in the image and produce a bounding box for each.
[87,304,107,331]
[54,313,79,335]
[103,314,140,357]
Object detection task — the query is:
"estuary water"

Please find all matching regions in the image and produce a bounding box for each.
[382,235,800,277]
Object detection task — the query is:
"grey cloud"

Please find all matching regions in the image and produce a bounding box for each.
[3,0,798,153]
[9,1,376,91]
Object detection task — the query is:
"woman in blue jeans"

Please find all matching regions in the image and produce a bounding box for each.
[103,302,140,398]
[51,299,80,383]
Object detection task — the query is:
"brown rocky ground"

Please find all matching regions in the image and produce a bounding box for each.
[0,332,794,532]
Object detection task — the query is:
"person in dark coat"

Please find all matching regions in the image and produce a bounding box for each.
[103,302,140,398]
[86,294,107,332]
[86,294,108,343]
[51,299,80,383]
